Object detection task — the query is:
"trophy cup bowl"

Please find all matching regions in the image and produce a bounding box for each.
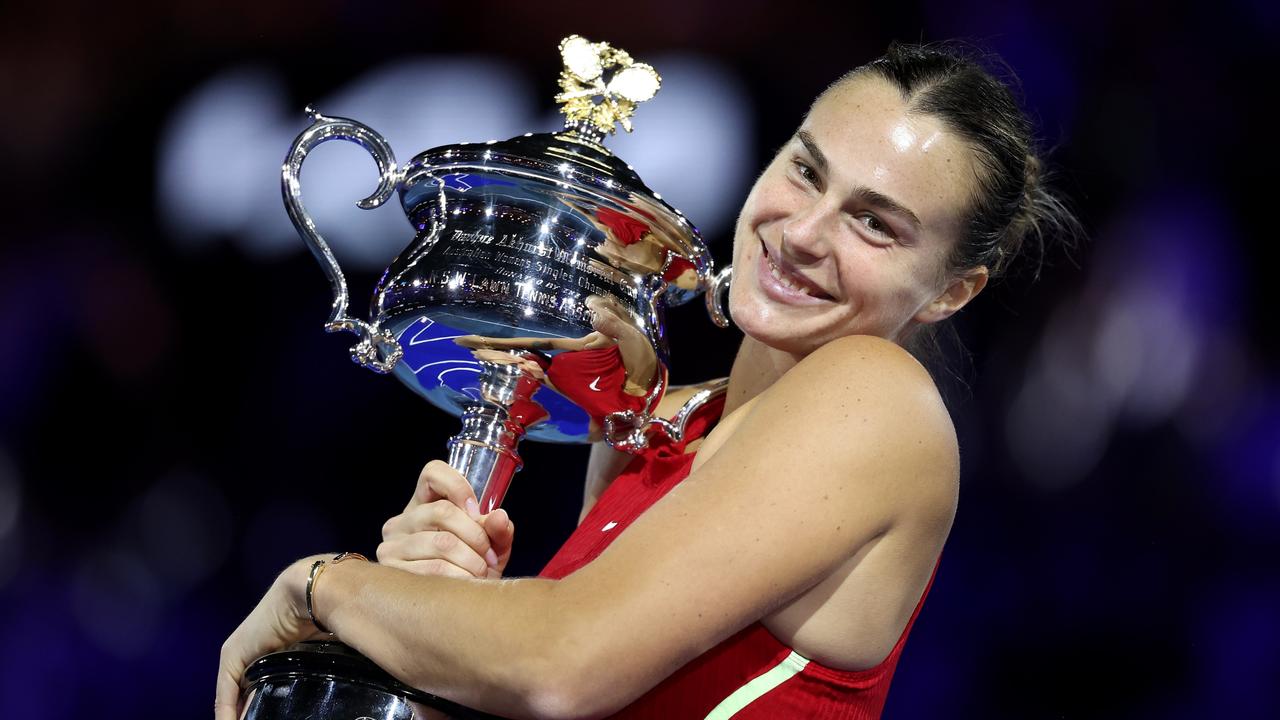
[239,36,731,719]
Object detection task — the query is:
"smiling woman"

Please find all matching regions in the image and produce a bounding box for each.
[217,42,1081,720]
[729,78,983,357]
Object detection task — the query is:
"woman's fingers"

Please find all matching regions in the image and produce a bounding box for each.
[378,528,491,578]
[404,461,443,512]
[385,500,491,551]
[384,460,516,579]
[377,502,515,578]
[405,460,479,515]
[485,509,516,573]
[215,560,316,719]
[214,663,242,720]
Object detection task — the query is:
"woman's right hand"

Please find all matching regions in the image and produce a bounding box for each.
[377,460,515,579]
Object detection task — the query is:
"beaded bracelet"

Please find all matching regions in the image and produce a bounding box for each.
[305,551,368,633]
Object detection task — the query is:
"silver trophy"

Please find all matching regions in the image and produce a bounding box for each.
[241,36,731,719]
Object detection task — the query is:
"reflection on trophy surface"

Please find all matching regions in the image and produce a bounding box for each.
[243,34,724,719]
[453,294,665,443]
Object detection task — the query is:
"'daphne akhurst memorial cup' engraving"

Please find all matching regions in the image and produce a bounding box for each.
[240,36,734,719]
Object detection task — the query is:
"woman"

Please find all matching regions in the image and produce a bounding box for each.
[217,43,1078,719]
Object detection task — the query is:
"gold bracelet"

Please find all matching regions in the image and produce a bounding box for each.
[305,552,368,634]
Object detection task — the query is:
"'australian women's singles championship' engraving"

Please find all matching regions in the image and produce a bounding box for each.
[447,228,622,279]
[436,228,637,311]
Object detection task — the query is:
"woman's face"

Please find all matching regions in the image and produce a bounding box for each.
[729,74,985,358]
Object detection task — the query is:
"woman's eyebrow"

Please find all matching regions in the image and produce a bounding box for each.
[797,130,923,231]
[851,186,922,231]
[796,130,829,173]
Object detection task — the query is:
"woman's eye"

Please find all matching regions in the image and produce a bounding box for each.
[859,214,894,240]
[791,160,820,187]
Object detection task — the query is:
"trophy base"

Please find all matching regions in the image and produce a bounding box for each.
[242,640,501,720]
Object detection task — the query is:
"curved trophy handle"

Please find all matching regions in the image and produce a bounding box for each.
[705,264,732,329]
[605,377,726,452]
[281,106,405,373]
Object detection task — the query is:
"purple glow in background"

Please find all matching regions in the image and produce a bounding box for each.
[1,1,1277,718]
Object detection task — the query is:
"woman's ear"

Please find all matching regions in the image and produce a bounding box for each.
[915,266,989,324]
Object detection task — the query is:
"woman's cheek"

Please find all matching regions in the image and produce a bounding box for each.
[725,279,768,337]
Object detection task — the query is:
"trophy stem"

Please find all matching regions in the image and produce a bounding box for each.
[446,354,546,514]
[447,409,524,514]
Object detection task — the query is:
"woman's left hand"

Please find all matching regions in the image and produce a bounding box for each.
[215,556,323,720]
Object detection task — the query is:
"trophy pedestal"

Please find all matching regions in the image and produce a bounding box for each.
[243,640,501,720]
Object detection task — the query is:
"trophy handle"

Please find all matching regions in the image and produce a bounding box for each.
[605,377,727,452]
[705,264,732,328]
[281,106,405,373]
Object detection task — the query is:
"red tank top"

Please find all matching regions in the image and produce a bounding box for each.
[539,394,936,719]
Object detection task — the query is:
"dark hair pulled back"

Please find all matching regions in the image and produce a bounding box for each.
[837,42,1081,280]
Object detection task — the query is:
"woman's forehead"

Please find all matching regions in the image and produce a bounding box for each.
[801,76,976,231]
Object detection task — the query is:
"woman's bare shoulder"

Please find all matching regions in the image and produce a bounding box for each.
[770,335,948,428]
[794,334,935,385]
[726,335,959,514]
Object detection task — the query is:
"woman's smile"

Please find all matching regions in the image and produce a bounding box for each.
[756,240,834,304]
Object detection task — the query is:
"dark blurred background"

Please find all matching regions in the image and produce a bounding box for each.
[1,1,1277,717]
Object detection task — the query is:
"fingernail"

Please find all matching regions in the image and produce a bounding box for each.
[485,548,499,568]
[465,498,481,520]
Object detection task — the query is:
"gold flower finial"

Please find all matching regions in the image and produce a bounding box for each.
[556,35,661,140]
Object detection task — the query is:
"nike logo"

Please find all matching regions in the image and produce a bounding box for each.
[588,376,603,392]
[602,521,618,532]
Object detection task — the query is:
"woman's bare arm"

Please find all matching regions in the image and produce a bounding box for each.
[293,336,958,718]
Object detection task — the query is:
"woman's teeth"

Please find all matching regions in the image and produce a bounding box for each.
[766,251,813,296]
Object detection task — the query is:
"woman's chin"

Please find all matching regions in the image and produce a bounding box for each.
[729,297,814,354]
[733,315,821,357]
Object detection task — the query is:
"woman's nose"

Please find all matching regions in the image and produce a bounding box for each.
[780,200,833,262]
